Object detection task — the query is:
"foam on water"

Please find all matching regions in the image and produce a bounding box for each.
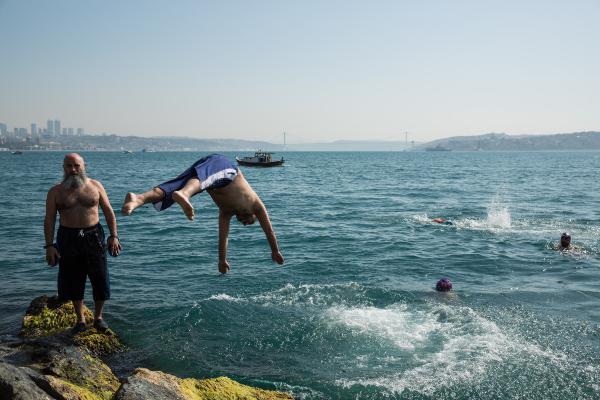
[250,282,367,307]
[328,302,568,396]
[453,200,513,233]
[206,293,246,302]
[324,304,437,350]
[411,213,432,224]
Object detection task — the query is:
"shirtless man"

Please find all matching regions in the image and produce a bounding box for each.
[44,153,122,333]
[121,154,284,273]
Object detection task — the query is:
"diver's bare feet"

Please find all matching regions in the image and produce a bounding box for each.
[172,190,195,220]
[121,192,143,216]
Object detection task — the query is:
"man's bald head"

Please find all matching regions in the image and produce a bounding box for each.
[64,153,84,165]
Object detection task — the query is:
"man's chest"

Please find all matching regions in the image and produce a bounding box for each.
[57,188,99,210]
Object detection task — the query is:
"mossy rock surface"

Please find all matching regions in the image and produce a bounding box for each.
[20,295,124,355]
[20,295,94,337]
[44,345,120,400]
[34,374,105,400]
[115,368,293,400]
[73,328,125,356]
[182,376,294,399]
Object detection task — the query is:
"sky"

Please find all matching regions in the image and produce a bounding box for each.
[1,0,598,143]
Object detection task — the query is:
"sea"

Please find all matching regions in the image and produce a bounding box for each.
[0,151,599,399]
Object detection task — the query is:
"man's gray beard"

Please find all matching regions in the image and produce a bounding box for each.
[63,172,87,189]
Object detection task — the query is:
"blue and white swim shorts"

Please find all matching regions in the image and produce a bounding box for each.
[153,154,238,211]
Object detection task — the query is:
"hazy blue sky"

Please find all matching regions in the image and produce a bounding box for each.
[1,0,598,143]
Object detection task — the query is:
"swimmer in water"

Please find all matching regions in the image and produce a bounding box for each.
[554,232,586,255]
[559,232,571,249]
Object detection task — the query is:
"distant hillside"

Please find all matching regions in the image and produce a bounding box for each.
[418,131,600,151]
[44,135,418,152]
[285,140,416,151]
[52,134,284,152]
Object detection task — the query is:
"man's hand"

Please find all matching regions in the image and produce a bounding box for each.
[46,246,60,267]
[272,251,284,265]
[218,259,231,274]
[107,237,122,257]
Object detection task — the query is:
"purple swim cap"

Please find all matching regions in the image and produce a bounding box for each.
[436,278,453,292]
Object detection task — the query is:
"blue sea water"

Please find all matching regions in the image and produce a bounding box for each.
[0,151,599,399]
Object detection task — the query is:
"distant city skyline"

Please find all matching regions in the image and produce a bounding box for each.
[1,1,598,142]
[0,119,84,138]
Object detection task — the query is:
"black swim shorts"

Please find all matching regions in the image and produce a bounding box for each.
[56,224,110,301]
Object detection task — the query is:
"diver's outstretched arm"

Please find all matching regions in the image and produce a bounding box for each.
[218,211,232,273]
[255,201,284,265]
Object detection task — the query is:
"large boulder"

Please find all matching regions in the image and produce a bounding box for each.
[42,345,120,400]
[0,362,53,400]
[114,368,293,400]
[1,335,120,400]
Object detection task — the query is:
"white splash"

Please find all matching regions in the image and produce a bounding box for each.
[328,303,568,396]
[324,304,439,350]
[250,282,362,307]
[206,293,246,302]
[486,206,511,228]
[411,213,431,224]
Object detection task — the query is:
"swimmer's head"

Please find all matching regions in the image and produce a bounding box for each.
[560,232,571,248]
[236,212,256,226]
[436,278,452,292]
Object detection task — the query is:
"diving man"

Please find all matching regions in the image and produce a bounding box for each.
[121,154,284,273]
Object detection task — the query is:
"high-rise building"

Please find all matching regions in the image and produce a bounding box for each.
[18,128,27,137]
[77,128,84,136]
[67,128,74,136]
[0,123,7,135]
[62,128,67,135]
[54,120,61,137]
[31,123,37,136]
[47,120,54,136]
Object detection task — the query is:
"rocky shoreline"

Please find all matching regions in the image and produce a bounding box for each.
[0,295,293,399]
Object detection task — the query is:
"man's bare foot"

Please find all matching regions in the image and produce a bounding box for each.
[121,192,143,216]
[172,190,195,220]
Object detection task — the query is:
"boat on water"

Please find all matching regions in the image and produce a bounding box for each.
[11,151,23,155]
[236,150,284,167]
[425,144,451,152]
[123,150,133,154]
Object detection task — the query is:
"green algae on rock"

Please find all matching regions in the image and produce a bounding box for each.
[73,327,125,356]
[115,368,294,400]
[36,374,106,400]
[20,295,125,356]
[43,345,120,400]
[20,295,94,337]
[181,376,294,400]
